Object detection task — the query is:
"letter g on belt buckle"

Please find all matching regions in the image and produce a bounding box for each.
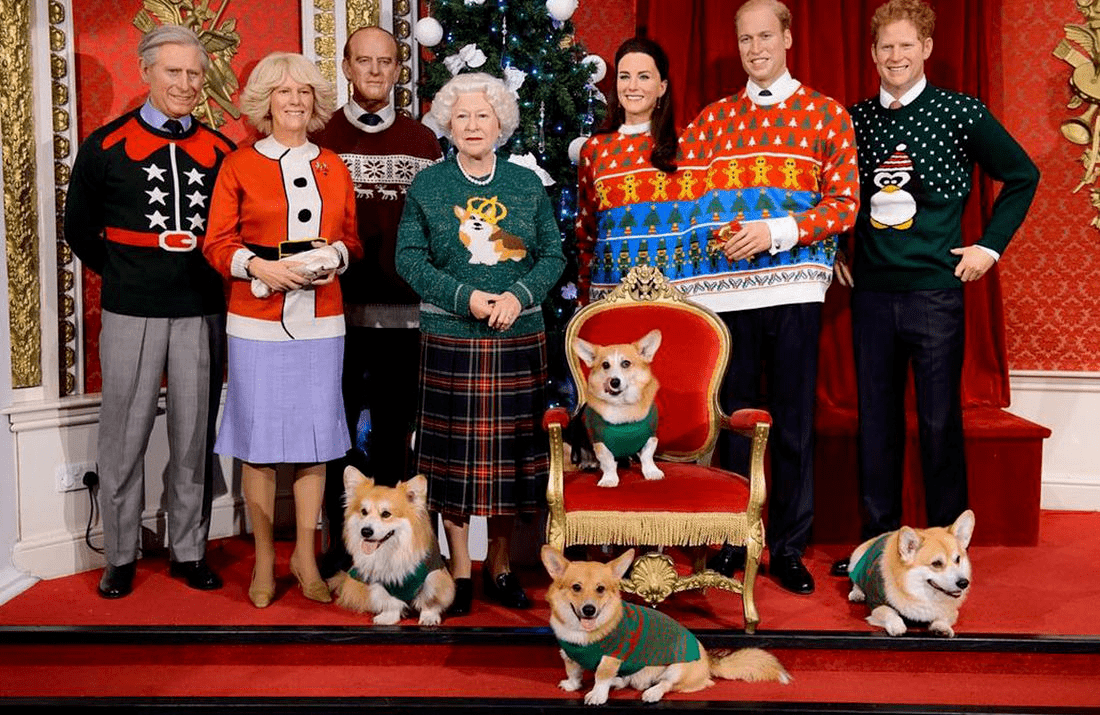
[159,230,197,252]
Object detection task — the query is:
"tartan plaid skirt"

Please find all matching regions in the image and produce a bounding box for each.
[415,331,550,517]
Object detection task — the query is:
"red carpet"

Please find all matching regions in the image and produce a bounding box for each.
[2,510,1099,635]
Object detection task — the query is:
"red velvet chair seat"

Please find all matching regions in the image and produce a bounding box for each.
[562,464,751,514]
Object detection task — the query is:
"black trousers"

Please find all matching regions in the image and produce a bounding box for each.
[718,302,821,560]
[324,326,420,552]
[852,289,968,541]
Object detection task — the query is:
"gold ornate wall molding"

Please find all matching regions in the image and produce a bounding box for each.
[49,0,79,397]
[1,0,44,389]
[1055,1,1100,229]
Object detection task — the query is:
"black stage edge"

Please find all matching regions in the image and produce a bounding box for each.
[2,625,1099,653]
[0,697,1097,715]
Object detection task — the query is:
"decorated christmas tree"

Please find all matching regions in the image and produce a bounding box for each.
[417,0,607,408]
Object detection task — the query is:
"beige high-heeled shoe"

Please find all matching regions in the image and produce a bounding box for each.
[248,568,275,608]
[289,555,331,603]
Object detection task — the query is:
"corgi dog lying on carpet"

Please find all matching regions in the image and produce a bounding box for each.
[327,468,455,625]
[571,329,663,488]
[843,509,975,637]
[542,546,790,704]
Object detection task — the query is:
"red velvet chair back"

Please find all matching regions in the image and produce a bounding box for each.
[566,289,730,460]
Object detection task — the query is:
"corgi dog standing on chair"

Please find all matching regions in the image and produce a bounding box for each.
[843,509,974,637]
[572,329,663,488]
[542,546,790,704]
[327,468,455,625]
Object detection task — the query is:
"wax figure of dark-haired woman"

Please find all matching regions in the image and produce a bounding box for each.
[575,36,680,303]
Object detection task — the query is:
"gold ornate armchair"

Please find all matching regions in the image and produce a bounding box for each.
[543,266,772,632]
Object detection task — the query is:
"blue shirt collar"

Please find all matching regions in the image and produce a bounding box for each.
[140,99,193,132]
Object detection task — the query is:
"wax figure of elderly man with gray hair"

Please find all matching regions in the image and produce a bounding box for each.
[64,24,235,599]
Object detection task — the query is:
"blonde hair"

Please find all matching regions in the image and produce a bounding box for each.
[871,0,936,43]
[240,52,336,135]
[428,72,520,144]
[736,0,792,32]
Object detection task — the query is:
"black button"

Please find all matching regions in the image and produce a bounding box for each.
[298,209,312,222]
[293,177,308,188]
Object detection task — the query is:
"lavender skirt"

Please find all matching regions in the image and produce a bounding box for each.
[215,335,351,464]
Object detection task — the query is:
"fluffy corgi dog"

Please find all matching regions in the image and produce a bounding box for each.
[572,329,663,488]
[327,468,455,625]
[542,546,790,704]
[844,509,975,637]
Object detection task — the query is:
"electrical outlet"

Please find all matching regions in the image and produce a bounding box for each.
[56,461,96,492]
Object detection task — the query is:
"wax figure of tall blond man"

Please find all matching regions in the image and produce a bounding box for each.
[832,0,1038,576]
[686,0,860,594]
[313,26,441,577]
[64,25,235,598]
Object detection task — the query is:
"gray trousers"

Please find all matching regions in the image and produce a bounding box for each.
[98,310,225,565]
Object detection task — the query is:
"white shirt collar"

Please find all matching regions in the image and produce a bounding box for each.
[746,70,800,106]
[618,120,652,136]
[880,76,927,108]
[254,135,320,162]
[344,99,396,133]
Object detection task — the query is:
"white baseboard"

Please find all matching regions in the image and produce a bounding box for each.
[12,495,242,580]
[1008,370,1100,511]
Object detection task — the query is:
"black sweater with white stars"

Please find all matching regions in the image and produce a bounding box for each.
[849,84,1039,291]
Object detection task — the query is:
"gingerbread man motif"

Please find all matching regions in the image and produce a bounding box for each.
[595,179,612,210]
[724,159,746,189]
[650,171,670,200]
[621,174,641,203]
[677,169,697,200]
[751,156,772,186]
[781,157,802,189]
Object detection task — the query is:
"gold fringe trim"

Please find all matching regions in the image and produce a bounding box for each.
[563,511,750,547]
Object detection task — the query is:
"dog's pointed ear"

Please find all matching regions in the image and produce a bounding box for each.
[609,548,635,580]
[344,465,372,493]
[951,509,975,550]
[454,205,465,221]
[635,329,662,362]
[403,475,428,507]
[573,337,598,367]
[541,545,569,579]
[897,527,922,564]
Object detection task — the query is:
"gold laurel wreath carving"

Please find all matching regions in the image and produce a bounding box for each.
[133,0,242,129]
[1,0,44,389]
[1054,0,1100,229]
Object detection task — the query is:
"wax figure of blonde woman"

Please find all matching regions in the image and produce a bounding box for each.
[396,72,565,614]
[204,52,363,608]
[575,36,681,304]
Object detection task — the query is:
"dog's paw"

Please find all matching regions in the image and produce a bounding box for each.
[584,688,610,705]
[641,685,667,703]
[373,609,402,626]
[848,585,865,603]
[929,620,956,638]
[641,464,664,480]
[418,610,443,627]
[558,678,582,692]
[596,473,619,488]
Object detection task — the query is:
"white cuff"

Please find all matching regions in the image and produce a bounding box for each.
[761,216,799,255]
[231,248,257,280]
[332,241,351,274]
[975,244,1001,262]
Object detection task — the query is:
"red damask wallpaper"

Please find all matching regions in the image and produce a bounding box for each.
[999,0,1100,371]
[72,0,302,392]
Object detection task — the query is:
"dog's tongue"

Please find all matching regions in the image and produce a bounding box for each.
[580,617,598,632]
[361,541,379,556]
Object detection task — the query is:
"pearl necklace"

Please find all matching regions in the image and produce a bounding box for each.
[457,154,496,186]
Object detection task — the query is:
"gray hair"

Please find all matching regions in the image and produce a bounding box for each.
[429,72,520,144]
[240,52,337,135]
[137,25,210,73]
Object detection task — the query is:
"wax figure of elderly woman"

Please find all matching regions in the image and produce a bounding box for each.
[204,52,363,608]
[396,72,565,614]
[576,36,679,302]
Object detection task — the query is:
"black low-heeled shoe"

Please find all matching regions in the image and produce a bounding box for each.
[450,578,473,615]
[483,569,531,609]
